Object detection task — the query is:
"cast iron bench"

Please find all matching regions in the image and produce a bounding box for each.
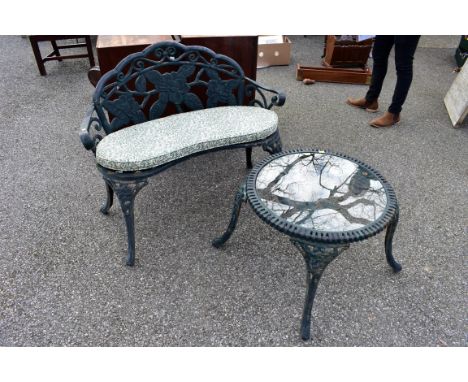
[79,41,285,266]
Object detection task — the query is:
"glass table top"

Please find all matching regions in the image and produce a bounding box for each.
[254,152,388,232]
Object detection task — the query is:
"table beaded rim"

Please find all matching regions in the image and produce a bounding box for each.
[246,148,398,244]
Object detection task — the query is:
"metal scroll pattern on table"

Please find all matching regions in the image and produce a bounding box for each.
[247,149,398,244]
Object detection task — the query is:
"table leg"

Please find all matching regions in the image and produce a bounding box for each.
[385,208,402,272]
[29,37,47,76]
[291,240,347,340]
[212,184,247,248]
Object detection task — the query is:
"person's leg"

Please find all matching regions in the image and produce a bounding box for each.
[365,35,395,102]
[387,36,421,114]
[347,36,394,111]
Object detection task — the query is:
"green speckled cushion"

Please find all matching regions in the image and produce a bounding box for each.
[96,106,278,171]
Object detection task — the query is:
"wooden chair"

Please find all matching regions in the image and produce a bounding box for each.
[29,35,95,76]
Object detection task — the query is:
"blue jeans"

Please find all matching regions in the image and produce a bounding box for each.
[366,35,420,114]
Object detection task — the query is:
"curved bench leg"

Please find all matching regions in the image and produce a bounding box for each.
[246,147,253,169]
[385,208,402,272]
[212,184,247,248]
[109,178,148,266]
[291,240,347,340]
[100,180,114,215]
[262,130,283,154]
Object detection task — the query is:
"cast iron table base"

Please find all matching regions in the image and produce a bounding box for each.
[213,149,402,340]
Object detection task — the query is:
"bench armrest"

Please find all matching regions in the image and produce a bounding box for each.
[244,77,286,110]
[79,105,106,154]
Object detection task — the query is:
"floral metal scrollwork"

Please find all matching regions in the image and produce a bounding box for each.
[79,106,106,154]
[245,77,286,110]
[91,43,249,134]
[82,42,287,140]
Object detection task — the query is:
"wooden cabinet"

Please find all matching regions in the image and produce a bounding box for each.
[95,35,173,74]
[90,35,258,85]
[178,35,258,80]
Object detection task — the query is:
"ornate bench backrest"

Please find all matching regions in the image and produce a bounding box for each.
[93,41,248,134]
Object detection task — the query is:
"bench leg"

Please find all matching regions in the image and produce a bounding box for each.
[100,180,114,215]
[212,184,247,248]
[109,178,148,266]
[262,130,282,155]
[246,147,253,169]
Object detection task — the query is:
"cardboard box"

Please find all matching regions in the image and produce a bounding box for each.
[257,36,291,68]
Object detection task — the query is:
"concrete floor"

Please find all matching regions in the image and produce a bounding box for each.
[0,35,466,346]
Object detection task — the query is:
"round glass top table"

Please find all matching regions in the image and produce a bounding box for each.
[213,149,402,340]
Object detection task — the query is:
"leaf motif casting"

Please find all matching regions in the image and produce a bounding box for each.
[145,65,197,110]
[207,78,240,107]
[149,93,169,119]
[135,75,147,93]
[183,93,203,111]
[102,93,146,130]
[92,43,284,134]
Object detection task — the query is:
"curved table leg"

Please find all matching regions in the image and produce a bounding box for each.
[385,208,402,272]
[292,240,348,340]
[212,184,247,248]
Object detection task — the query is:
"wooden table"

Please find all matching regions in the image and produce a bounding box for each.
[89,35,258,86]
[177,35,258,80]
[88,35,173,85]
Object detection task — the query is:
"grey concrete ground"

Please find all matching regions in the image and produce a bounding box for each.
[0,35,466,346]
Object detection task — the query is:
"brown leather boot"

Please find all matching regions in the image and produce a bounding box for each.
[346,97,379,112]
[369,112,400,128]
